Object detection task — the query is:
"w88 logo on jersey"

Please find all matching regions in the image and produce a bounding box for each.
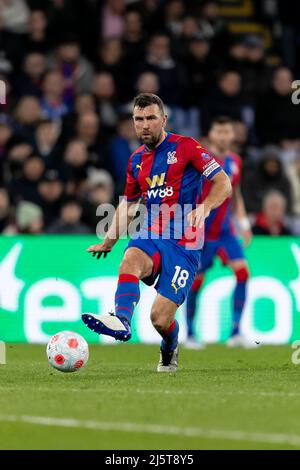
[147,186,174,199]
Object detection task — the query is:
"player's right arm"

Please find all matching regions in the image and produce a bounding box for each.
[87,153,142,259]
[232,184,252,247]
[87,198,140,258]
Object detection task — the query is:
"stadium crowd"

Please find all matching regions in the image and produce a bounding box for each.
[0,0,300,236]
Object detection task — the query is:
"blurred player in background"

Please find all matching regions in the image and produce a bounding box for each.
[185,116,253,349]
[82,93,232,372]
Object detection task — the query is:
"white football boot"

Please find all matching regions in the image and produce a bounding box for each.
[157,346,179,372]
[184,337,206,350]
[82,312,131,341]
[226,334,260,349]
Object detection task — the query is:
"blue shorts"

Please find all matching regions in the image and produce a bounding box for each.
[200,232,245,272]
[126,238,201,306]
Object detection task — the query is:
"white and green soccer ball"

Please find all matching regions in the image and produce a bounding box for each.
[46,331,89,373]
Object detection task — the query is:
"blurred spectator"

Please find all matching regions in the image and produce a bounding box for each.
[81,169,115,229]
[97,37,124,73]
[178,15,202,52]
[122,69,160,108]
[0,186,12,232]
[6,138,33,181]
[25,9,51,53]
[0,113,13,180]
[60,139,89,193]
[241,35,271,105]
[101,0,126,39]
[226,37,247,71]
[47,196,91,234]
[14,52,46,97]
[252,191,291,236]
[0,41,12,80]
[73,93,96,115]
[232,120,250,156]
[49,34,94,105]
[0,50,12,77]
[33,119,61,167]
[9,154,45,204]
[0,0,29,34]
[0,0,29,71]
[122,9,146,65]
[201,70,244,134]
[121,71,165,115]
[37,169,64,228]
[14,95,42,140]
[242,145,292,214]
[287,154,300,216]
[137,33,184,105]
[133,0,162,33]
[40,70,69,120]
[75,112,109,169]
[97,37,132,103]
[182,34,218,107]
[256,67,300,145]
[46,0,81,40]
[198,0,231,57]
[135,71,160,95]
[109,113,139,193]
[278,0,300,75]
[163,0,186,38]
[61,92,96,142]
[15,200,44,234]
[93,72,118,133]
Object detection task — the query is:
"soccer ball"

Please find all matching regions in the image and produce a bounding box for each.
[46,331,89,373]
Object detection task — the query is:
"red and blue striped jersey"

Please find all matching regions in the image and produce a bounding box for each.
[124,132,222,244]
[201,151,242,240]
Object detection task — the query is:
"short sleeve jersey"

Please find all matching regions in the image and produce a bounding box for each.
[124,132,222,242]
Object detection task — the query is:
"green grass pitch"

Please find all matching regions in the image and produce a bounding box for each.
[0,343,299,450]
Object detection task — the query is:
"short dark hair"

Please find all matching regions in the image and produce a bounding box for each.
[210,116,234,128]
[61,196,82,209]
[133,93,165,115]
[217,69,240,81]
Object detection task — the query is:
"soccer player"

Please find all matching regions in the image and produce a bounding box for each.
[82,94,232,371]
[185,116,253,349]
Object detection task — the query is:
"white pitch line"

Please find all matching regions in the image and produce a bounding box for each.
[0,385,299,398]
[0,414,299,448]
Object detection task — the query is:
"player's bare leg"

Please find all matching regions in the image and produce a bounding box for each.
[151,294,179,372]
[82,248,153,340]
[119,247,154,279]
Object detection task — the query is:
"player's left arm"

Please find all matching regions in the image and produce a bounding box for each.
[186,139,232,226]
[188,170,232,226]
[232,184,252,247]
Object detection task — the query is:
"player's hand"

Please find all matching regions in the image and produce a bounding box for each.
[87,242,112,259]
[242,229,253,248]
[187,204,211,227]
